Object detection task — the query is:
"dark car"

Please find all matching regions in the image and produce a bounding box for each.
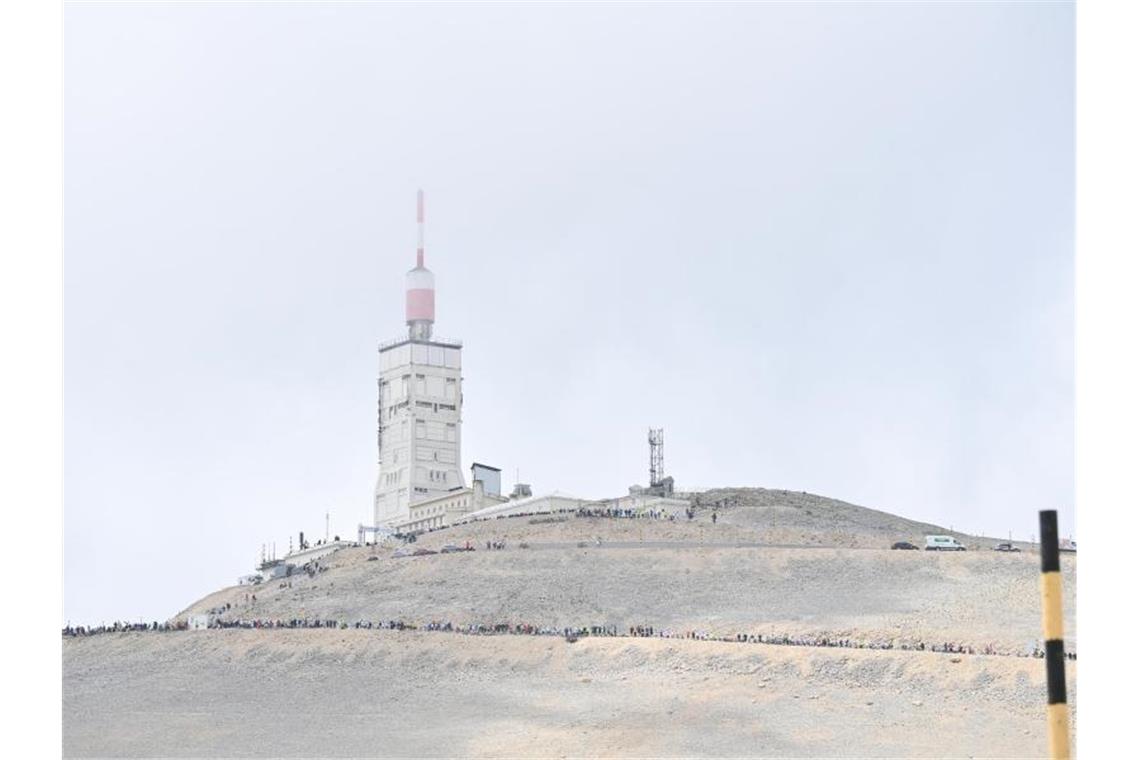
[891,541,920,551]
[993,543,1021,552]
[412,548,438,556]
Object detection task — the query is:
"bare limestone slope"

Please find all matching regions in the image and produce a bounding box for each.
[692,487,1028,549]
[173,496,1075,654]
[63,629,1075,758]
[65,488,1076,758]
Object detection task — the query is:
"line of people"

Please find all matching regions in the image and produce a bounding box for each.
[61,616,1075,660]
[575,507,678,521]
[63,621,185,635]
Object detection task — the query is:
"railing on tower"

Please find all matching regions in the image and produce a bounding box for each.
[378,335,463,351]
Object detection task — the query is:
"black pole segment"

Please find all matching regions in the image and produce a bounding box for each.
[1044,639,1068,704]
[1039,509,1060,573]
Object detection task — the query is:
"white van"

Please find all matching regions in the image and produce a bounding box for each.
[925,535,966,551]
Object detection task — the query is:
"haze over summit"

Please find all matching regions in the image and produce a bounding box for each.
[63,2,1073,624]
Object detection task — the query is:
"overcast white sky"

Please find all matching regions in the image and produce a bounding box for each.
[64,2,1073,624]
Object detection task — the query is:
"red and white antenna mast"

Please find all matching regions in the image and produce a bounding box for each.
[405,189,436,340]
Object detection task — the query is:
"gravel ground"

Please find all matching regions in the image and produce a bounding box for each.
[689,487,1029,551]
[66,489,1077,757]
[177,537,1076,655]
[63,629,1075,758]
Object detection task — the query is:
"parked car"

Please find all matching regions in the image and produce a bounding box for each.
[393,547,412,558]
[412,548,438,556]
[993,542,1021,552]
[925,535,966,551]
[440,544,463,554]
[891,541,920,551]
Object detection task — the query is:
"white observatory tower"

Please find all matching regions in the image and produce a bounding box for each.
[372,191,464,528]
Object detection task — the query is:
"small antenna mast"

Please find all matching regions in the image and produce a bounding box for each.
[416,189,425,268]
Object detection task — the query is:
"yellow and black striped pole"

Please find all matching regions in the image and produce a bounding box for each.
[1039,509,1071,759]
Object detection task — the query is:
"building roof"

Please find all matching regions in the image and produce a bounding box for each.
[459,491,586,522]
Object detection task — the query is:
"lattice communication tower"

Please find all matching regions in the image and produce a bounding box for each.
[649,428,665,487]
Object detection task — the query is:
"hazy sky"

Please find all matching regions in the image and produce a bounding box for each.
[64,2,1074,624]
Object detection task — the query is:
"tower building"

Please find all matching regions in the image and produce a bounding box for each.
[373,191,465,528]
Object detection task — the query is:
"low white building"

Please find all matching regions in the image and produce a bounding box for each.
[389,479,508,534]
[450,490,692,525]
[281,539,353,568]
[457,490,589,523]
[251,539,353,581]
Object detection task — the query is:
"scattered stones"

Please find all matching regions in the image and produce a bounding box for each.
[65,629,1061,757]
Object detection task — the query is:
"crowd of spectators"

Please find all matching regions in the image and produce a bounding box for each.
[61,615,1076,660]
[575,507,677,521]
[63,621,185,636]
[300,560,329,579]
[382,499,703,544]
[213,618,347,630]
[392,508,583,542]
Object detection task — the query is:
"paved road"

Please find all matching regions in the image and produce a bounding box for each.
[516,540,880,552]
